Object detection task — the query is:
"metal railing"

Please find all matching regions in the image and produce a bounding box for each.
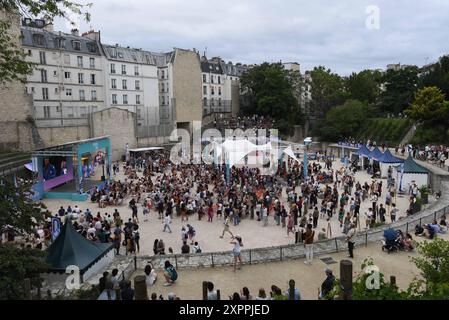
[134,202,449,270]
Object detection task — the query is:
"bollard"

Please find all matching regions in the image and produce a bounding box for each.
[202,281,208,300]
[339,260,353,300]
[217,289,221,300]
[115,288,121,300]
[134,256,137,270]
[24,278,32,300]
[133,275,148,300]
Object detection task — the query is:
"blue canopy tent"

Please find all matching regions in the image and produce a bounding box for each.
[352,145,371,169]
[378,149,404,178]
[367,147,383,175]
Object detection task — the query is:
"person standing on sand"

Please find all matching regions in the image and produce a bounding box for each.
[287,213,295,236]
[220,217,234,238]
[231,235,243,271]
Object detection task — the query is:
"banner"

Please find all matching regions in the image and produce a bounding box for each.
[51,217,61,241]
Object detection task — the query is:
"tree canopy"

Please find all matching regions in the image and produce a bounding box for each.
[345,69,382,105]
[239,62,304,136]
[0,0,91,84]
[314,99,368,142]
[309,66,347,119]
[379,66,419,115]
[405,86,449,124]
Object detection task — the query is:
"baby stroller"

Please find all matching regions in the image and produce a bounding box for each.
[382,228,400,253]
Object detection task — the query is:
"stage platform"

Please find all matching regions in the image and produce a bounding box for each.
[44,179,105,202]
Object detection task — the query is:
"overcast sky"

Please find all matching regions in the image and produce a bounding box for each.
[53,0,449,75]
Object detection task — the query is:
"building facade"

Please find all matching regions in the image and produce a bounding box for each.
[21,20,105,127]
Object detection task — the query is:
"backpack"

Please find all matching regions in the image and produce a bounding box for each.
[167,266,178,281]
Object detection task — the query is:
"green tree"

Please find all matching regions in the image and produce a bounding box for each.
[314,99,368,141]
[0,179,47,235]
[379,66,419,115]
[239,62,304,136]
[309,66,347,119]
[405,86,449,124]
[419,55,449,99]
[345,69,382,105]
[1,0,91,84]
[408,239,449,299]
[0,243,48,300]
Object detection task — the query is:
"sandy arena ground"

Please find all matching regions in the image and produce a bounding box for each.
[42,159,435,256]
[130,232,449,300]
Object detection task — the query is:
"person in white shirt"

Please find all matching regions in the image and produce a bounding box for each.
[163,214,172,233]
[144,263,157,286]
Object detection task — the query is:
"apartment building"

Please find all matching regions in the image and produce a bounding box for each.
[100,43,159,127]
[21,19,105,127]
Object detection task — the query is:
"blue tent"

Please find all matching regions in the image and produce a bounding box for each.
[378,149,403,164]
[368,147,383,161]
[356,145,371,157]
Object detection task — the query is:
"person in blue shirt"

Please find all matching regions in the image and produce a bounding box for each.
[284,279,301,300]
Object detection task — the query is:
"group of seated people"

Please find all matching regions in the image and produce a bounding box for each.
[415,216,448,239]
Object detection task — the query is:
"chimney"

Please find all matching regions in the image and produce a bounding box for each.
[71,28,79,36]
[82,30,101,42]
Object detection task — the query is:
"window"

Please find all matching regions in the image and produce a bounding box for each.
[66,89,72,96]
[123,94,128,104]
[78,73,84,84]
[64,54,70,65]
[90,74,95,85]
[211,87,215,95]
[136,95,141,105]
[121,65,126,75]
[91,90,97,101]
[218,76,221,84]
[161,83,165,92]
[55,37,65,48]
[111,64,116,74]
[77,56,83,68]
[122,79,127,90]
[55,88,58,93]
[203,97,207,106]
[43,106,51,118]
[161,70,165,79]
[112,94,117,104]
[33,34,45,46]
[40,69,47,83]
[79,90,85,101]
[203,86,207,95]
[134,66,139,76]
[80,107,87,117]
[211,75,214,84]
[89,58,95,69]
[111,79,116,89]
[42,88,49,100]
[218,87,221,95]
[67,106,74,118]
[135,80,140,90]
[86,42,96,53]
[31,87,35,93]
[53,70,57,77]
[219,98,222,106]
[64,71,71,79]
[162,96,165,105]
[203,74,206,83]
[39,51,46,64]
[72,41,81,51]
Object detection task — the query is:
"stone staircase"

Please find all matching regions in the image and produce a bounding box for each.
[399,123,418,146]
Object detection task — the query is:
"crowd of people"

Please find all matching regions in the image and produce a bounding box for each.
[5,129,447,301]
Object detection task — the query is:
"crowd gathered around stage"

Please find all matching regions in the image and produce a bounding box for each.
[3,133,448,300]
